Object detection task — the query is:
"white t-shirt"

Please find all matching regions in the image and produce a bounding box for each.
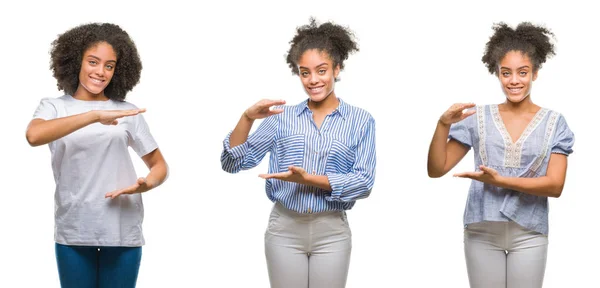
[33,95,158,247]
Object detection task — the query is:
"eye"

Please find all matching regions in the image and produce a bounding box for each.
[89,60,97,65]
[301,71,309,77]
[106,64,114,70]
[502,71,510,77]
[318,69,326,74]
[519,71,527,76]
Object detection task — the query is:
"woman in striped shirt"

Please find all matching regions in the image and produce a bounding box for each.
[221,18,376,288]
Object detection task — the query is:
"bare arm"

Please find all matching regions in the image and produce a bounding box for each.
[26,109,145,147]
[427,103,476,178]
[455,154,569,198]
[105,148,168,199]
[140,148,169,190]
[427,121,470,177]
[229,114,256,148]
[228,99,285,148]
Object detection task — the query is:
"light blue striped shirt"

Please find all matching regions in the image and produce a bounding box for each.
[221,99,376,213]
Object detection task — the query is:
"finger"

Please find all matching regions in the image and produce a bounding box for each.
[460,103,476,109]
[137,177,146,185]
[461,110,477,119]
[111,120,119,125]
[267,109,285,116]
[263,99,286,107]
[119,109,145,118]
[105,190,118,198]
[479,165,496,174]
[105,188,125,199]
[453,171,483,178]
[259,171,291,179]
[453,172,469,177]
[106,184,137,199]
[288,166,305,174]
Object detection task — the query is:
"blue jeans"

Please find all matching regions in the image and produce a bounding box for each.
[55,243,142,288]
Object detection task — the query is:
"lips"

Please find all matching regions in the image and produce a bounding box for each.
[89,76,105,86]
[308,86,324,93]
[507,87,524,94]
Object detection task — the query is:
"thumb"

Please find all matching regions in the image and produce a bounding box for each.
[479,165,492,173]
[137,177,146,185]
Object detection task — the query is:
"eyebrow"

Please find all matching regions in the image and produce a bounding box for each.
[299,63,329,70]
[86,55,117,63]
[500,65,530,70]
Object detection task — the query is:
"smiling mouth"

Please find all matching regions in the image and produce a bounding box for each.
[90,77,105,85]
[309,86,324,93]
[508,87,524,94]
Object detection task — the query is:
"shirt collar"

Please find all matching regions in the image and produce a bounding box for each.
[294,98,348,120]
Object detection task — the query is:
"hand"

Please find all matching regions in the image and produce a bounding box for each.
[259,165,308,184]
[453,165,502,185]
[94,109,146,125]
[244,99,286,120]
[439,103,476,126]
[105,177,150,199]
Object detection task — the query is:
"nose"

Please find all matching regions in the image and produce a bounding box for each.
[309,73,319,85]
[509,74,519,85]
[94,66,105,77]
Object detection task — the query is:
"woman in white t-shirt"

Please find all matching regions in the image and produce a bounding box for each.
[26,23,168,288]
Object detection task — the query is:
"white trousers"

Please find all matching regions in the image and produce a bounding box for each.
[464,221,548,288]
[265,202,352,288]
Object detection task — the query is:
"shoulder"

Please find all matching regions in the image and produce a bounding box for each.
[340,100,375,124]
[113,99,139,110]
[43,94,70,105]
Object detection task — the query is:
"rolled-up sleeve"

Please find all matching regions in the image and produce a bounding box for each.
[326,116,376,202]
[221,114,279,173]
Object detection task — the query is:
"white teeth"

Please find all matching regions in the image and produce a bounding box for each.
[310,87,323,92]
[509,87,522,93]
[90,78,103,84]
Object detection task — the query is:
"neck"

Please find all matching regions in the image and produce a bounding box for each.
[308,91,339,114]
[73,85,109,101]
[501,96,537,113]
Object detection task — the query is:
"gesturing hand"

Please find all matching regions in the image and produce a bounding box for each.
[244,99,286,120]
[454,165,502,185]
[439,103,476,126]
[105,177,150,199]
[96,109,146,125]
[259,166,308,185]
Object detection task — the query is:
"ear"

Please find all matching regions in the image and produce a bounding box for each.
[532,70,538,81]
[334,64,341,79]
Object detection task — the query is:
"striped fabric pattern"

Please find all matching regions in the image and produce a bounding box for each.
[221,99,376,213]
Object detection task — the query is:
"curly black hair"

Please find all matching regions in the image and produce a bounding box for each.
[286,17,358,80]
[50,23,142,101]
[482,22,555,75]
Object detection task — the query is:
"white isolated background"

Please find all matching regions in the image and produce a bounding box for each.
[0,0,598,287]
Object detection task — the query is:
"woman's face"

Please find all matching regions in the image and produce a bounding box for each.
[297,49,340,103]
[497,50,538,103]
[77,41,117,97]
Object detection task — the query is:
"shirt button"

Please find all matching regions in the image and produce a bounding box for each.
[312,170,316,175]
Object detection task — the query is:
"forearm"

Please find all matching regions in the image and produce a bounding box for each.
[26,111,98,146]
[496,176,563,198]
[303,175,332,191]
[228,113,255,148]
[427,120,451,177]
[144,161,169,190]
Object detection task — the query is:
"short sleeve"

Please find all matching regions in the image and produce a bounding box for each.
[32,98,58,120]
[130,113,158,157]
[551,115,574,156]
[448,108,475,148]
